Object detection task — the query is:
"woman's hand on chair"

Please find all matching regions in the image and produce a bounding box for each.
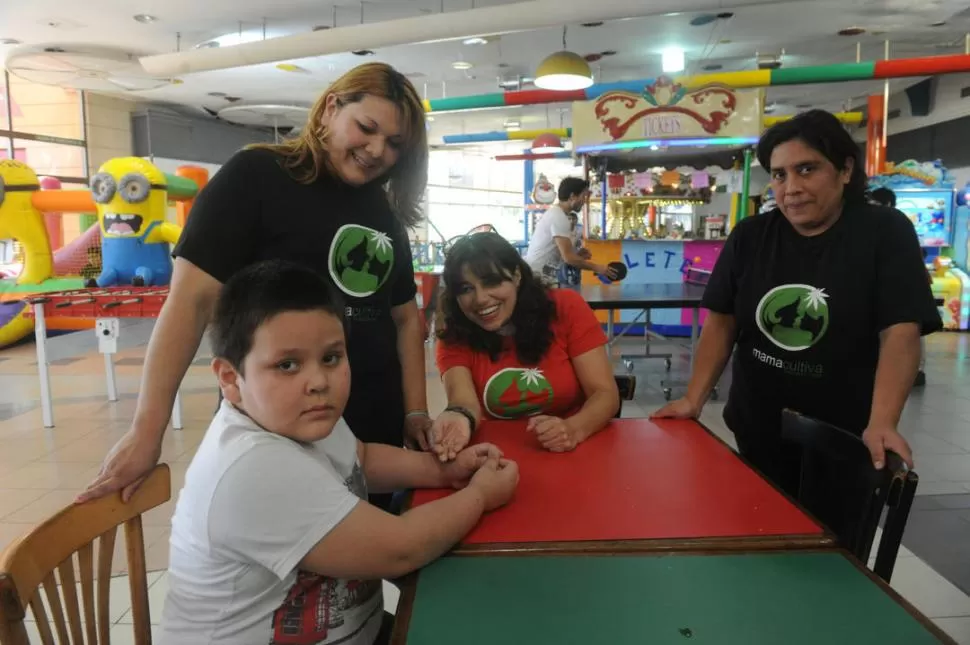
[429,412,472,462]
[862,425,914,470]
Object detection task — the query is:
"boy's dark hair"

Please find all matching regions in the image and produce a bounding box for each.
[870,187,897,208]
[437,232,555,364]
[558,177,590,202]
[757,109,868,205]
[210,259,345,372]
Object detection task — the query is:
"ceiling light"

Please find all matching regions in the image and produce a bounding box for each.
[690,14,718,26]
[133,14,158,23]
[462,36,489,45]
[452,60,474,70]
[531,132,565,153]
[352,49,375,56]
[838,27,866,36]
[504,120,521,131]
[931,21,947,27]
[702,63,723,71]
[716,12,734,19]
[662,47,685,73]
[581,21,604,27]
[0,38,20,45]
[534,51,593,90]
[207,91,227,97]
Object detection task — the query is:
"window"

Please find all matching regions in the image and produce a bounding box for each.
[0,71,87,182]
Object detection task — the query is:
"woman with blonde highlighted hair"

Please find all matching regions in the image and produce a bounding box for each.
[79,63,433,512]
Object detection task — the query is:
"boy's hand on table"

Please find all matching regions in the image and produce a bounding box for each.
[429,411,472,462]
[441,443,504,489]
[468,457,520,511]
[527,416,582,452]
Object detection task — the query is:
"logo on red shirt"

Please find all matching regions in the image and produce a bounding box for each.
[483,367,554,419]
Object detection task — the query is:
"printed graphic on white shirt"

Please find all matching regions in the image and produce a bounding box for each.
[269,462,378,644]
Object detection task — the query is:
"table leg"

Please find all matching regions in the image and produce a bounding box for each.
[33,303,54,428]
[103,352,118,402]
[607,309,615,342]
[690,307,700,369]
[172,389,184,430]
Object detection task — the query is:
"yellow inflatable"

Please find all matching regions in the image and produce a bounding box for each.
[0,160,54,347]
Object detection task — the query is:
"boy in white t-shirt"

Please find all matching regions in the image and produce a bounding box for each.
[524,177,617,285]
[160,259,519,645]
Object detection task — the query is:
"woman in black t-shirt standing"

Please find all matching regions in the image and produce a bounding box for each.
[79,63,435,510]
[654,110,940,496]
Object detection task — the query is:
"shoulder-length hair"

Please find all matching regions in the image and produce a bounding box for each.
[248,62,428,228]
[437,232,555,364]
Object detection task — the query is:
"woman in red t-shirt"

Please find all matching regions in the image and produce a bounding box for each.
[430,232,619,461]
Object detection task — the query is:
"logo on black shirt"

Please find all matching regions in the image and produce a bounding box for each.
[755,283,830,352]
[328,224,395,298]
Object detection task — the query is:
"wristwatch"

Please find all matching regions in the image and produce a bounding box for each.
[444,406,477,433]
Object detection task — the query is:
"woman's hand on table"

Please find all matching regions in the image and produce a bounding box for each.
[441,443,504,489]
[650,397,702,420]
[527,416,584,452]
[429,411,473,462]
[862,425,914,470]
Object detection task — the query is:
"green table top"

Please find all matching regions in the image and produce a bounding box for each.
[398,552,950,644]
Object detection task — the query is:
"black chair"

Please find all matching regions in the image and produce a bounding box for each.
[613,374,636,418]
[781,409,918,583]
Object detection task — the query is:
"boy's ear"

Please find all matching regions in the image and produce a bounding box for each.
[211,357,243,405]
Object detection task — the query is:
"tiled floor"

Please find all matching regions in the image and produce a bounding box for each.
[1,330,969,642]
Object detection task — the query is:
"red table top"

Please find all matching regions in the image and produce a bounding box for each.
[411,418,824,546]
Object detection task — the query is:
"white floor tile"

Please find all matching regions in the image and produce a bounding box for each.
[934,617,970,645]
[890,557,970,619]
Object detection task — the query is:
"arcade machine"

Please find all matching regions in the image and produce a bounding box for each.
[871,160,970,330]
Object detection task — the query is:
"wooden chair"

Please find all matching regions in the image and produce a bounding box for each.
[613,374,637,418]
[781,410,918,583]
[0,464,171,645]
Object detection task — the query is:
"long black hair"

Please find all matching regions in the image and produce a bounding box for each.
[756,109,868,205]
[436,232,556,364]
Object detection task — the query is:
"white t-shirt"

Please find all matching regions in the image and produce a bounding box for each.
[525,204,572,284]
[159,402,383,645]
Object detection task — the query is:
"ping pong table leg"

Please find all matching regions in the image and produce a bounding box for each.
[690,307,700,369]
[607,309,615,342]
[33,303,55,428]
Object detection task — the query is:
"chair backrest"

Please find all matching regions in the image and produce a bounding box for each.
[613,375,636,418]
[0,464,171,645]
[780,409,917,582]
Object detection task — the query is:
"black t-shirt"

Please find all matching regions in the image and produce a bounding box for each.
[703,202,942,439]
[173,148,417,381]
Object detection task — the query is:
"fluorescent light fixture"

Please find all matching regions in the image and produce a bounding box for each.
[575,136,759,154]
[463,36,489,45]
[452,60,474,70]
[662,47,685,73]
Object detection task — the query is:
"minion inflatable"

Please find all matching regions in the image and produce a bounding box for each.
[87,157,182,288]
[0,160,54,286]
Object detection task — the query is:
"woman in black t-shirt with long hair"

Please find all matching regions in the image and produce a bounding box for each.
[654,110,940,498]
[78,63,435,511]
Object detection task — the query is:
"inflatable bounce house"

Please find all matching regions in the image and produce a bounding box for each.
[0,158,208,348]
[870,160,970,331]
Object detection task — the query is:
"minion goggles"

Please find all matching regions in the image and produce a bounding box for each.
[90,172,165,205]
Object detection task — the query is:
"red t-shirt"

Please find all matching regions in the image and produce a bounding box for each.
[436,289,608,420]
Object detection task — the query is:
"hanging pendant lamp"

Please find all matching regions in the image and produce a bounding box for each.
[531,132,565,153]
[534,26,593,91]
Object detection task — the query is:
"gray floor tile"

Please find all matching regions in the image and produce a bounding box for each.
[115,357,145,366]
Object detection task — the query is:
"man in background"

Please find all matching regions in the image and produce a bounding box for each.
[871,186,928,387]
[526,177,617,286]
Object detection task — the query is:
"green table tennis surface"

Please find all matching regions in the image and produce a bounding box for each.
[401,552,945,645]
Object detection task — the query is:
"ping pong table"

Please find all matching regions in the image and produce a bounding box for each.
[568,282,709,400]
